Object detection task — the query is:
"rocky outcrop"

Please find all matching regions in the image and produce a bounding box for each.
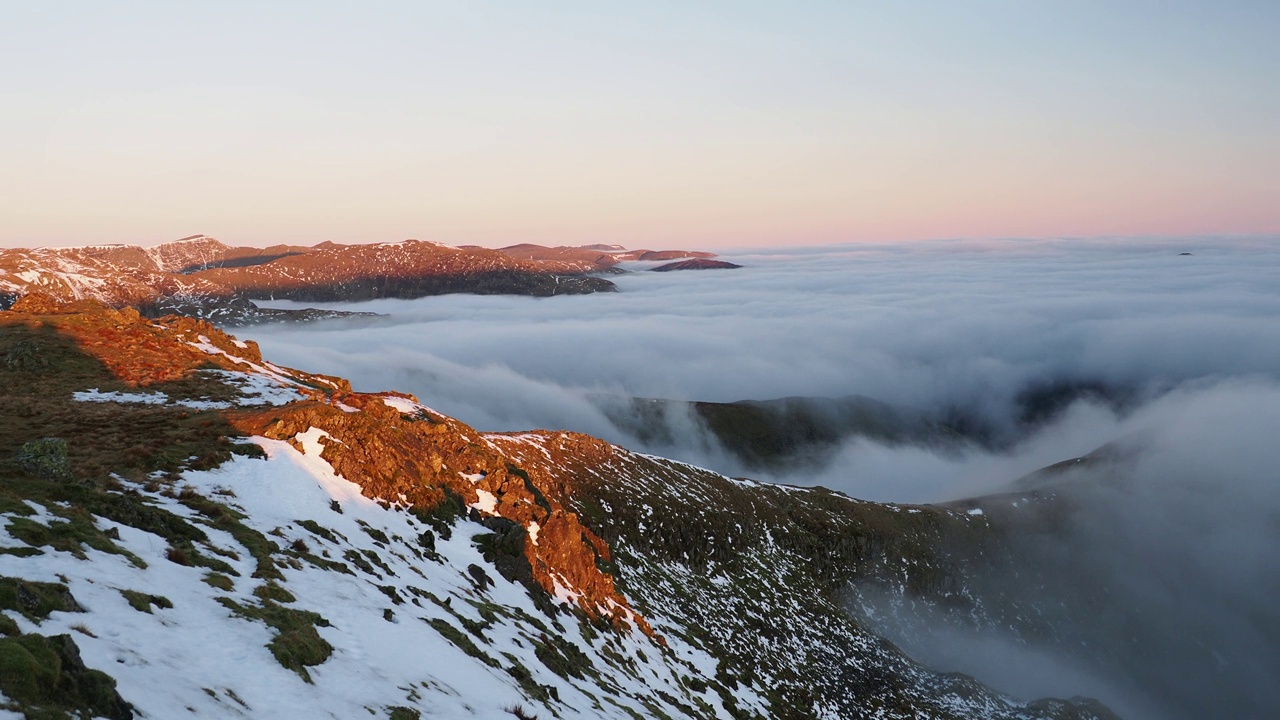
[229,397,654,635]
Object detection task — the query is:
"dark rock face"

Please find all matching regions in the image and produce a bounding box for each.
[649,259,742,272]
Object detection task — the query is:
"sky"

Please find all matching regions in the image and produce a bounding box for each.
[2,1,1277,249]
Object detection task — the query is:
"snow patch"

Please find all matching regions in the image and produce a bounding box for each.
[289,428,376,512]
[202,370,306,406]
[381,395,439,417]
[472,489,497,515]
[73,389,168,405]
[72,388,234,410]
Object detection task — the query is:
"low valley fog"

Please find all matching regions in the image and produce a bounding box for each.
[247,237,1280,719]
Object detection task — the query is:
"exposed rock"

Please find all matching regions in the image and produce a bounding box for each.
[15,438,74,481]
[3,339,49,371]
[230,396,654,636]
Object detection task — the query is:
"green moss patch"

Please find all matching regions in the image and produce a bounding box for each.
[252,583,296,604]
[218,598,332,683]
[118,589,173,614]
[0,632,132,720]
[179,493,282,580]
[202,572,235,591]
[295,519,341,544]
[0,578,83,622]
[426,618,498,668]
[500,652,559,706]
[531,633,594,681]
[408,488,464,542]
[356,520,390,545]
[5,514,143,568]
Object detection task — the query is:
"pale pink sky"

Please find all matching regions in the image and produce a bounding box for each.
[1,2,1276,249]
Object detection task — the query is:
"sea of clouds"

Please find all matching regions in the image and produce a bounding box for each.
[243,237,1279,718]
[246,237,1280,501]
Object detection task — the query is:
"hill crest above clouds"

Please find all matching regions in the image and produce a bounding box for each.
[0,237,715,325]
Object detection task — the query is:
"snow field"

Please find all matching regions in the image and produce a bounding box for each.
[0,429,741,719]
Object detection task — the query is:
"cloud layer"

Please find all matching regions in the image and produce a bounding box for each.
[242,237,1280,715]
[246,237,1280,500]
[866,378,1280,720]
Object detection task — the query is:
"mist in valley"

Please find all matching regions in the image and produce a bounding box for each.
[246,238,1279,500]
[242,238,1280,717]
[848,379,1280,720]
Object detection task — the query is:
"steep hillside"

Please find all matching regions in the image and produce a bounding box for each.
[0,298,1115,720]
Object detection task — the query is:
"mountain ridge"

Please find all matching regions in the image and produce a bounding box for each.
[0,296,1117,719]
[0,238,715,325]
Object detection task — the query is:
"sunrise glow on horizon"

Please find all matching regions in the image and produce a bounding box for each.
[2,2,1277,250]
